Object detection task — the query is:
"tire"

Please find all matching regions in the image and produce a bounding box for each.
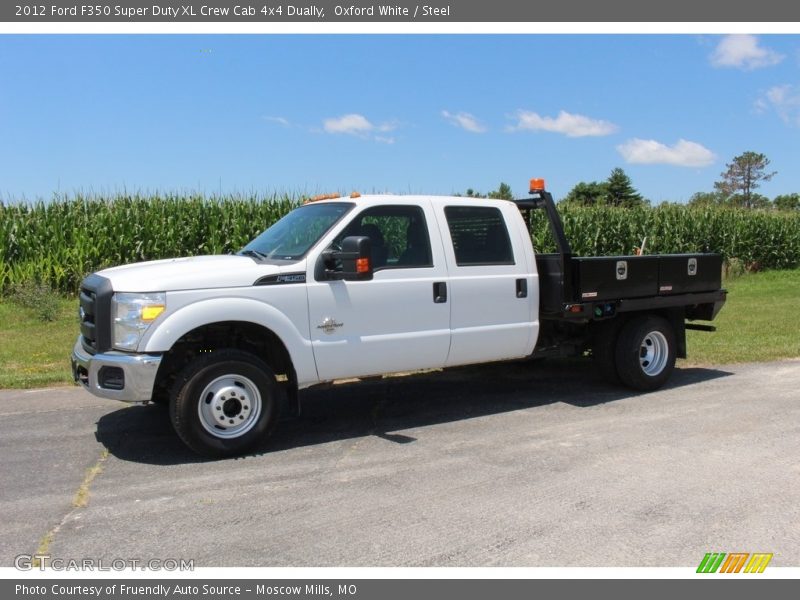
[614,315,676,391]
[169,349,281,458]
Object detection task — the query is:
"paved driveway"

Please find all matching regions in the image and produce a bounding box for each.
[2,359,798,567]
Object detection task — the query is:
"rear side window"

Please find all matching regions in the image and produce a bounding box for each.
[444,206,515,266]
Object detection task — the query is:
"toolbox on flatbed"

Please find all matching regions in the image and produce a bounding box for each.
[572,253,723,301]
[572,255,659,301]
[657,254,723,295]
[535,253,723,315]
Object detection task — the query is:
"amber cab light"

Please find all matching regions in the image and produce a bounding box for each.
[529,178,546,193]
[304,193,341,204]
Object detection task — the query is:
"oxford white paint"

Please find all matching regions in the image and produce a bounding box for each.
[139,278,319,388]
[432,200,539,366]
[96,195,541,392]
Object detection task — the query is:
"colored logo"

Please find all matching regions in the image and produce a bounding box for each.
[697,552,773,573]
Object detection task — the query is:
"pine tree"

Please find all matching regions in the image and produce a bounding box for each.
[605,168,644,207]
[714,151,776,209]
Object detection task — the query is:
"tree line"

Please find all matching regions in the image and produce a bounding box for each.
[463,151,799,211]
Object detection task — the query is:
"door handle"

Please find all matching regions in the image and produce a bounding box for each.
[433,282,447,303]
[516,278,527,298]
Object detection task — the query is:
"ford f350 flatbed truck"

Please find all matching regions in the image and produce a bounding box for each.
[72,179,726,457]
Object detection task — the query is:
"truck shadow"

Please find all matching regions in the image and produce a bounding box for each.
[94,360,732,465]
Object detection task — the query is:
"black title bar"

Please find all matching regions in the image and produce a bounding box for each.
[4,0,800,22]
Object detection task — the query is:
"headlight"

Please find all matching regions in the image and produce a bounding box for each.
[112,292,166,351]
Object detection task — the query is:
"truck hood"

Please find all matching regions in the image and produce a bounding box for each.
[99,255,296,292]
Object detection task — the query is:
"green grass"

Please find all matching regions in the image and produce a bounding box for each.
[684,268,800,365]
[0,297,78,389]
[0,268,798,389]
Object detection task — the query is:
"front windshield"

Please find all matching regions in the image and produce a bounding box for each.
[241,202,354,261]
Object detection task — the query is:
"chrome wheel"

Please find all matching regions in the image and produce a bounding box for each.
[639,331,669,376]
[197,374,262,439]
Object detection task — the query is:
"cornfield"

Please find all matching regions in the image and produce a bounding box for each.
[529,204,800,269]
[1,193,799,294]
[0,193,298,294]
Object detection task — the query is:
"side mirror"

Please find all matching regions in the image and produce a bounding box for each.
[324,235,373,281]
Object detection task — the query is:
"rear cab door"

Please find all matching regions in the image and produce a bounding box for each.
[433,199,539,366]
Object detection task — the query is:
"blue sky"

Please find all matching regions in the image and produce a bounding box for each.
[1,34,799,202]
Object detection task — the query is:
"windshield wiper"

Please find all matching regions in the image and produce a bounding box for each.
[239,249,268,261]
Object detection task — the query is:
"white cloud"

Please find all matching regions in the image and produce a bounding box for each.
[510,110,617,137]
[323,113,374,135]
[264,116,291,127]
[616,138,716,168]
[756,84,800,126]
[441,110,487,133]
[709,34,783,70]
[322,113,397,141]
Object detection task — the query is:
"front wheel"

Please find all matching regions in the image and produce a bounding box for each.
[169,349,281,457]
[614,315,676,391]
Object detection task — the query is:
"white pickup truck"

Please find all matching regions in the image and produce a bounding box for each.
[72,180,726,457]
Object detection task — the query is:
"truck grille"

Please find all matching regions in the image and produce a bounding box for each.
[78,274,113,354]
[79,288,97,352]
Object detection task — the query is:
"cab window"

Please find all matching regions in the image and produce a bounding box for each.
[334,205,433,270]
[444,206,515,266]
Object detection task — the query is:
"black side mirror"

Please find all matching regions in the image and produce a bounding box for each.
[324,235,373,281]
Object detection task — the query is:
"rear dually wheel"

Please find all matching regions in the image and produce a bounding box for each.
[614,315,676,391]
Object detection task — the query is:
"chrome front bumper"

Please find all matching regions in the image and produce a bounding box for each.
[71,337,162,403]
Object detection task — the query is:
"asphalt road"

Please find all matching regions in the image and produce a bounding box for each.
[1,359,799,568]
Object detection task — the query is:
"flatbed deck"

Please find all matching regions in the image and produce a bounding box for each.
[515,193,726,324]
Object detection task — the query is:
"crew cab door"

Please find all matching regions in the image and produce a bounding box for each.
[435,201,538,366]
[306,201,451,381]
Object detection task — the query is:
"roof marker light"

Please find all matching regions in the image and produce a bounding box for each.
[304,193,341,204]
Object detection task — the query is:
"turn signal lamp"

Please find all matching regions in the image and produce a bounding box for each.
[529,178,546,193]
[356,258,370,273]
[141,305,166,322]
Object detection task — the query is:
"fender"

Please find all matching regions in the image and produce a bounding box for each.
[141,297,319,388]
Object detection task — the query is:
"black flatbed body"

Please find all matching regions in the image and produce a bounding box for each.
[515,193,727,324]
